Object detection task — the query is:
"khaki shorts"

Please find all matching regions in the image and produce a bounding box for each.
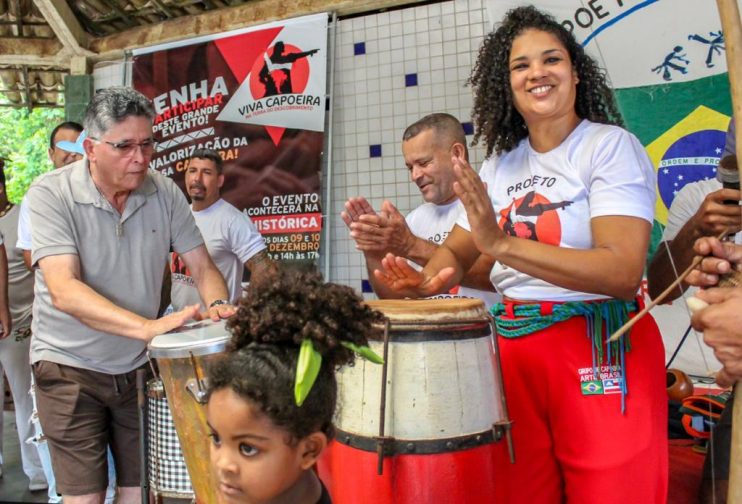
[33,360,148,495]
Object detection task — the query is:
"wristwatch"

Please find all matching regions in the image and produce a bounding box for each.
[209,299,229,308]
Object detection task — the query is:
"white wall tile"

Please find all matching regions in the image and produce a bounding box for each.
[327,1,488,290]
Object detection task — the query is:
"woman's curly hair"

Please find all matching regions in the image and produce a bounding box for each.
[207,267,384,443]
[468,5,624,157]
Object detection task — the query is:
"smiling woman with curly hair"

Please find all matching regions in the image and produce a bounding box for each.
[374,5,667,503]
[469,6,624,158]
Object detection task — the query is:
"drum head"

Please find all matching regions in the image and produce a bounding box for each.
[365,298,486,322]
[148,319,230,358]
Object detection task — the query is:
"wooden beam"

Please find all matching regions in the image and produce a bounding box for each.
[22,66,32,112]
[91,0,421,58]
[34,0,91,53]
[0,20,48,27]
[10,0,24,36]
[0,102,64,109]
[0,54,68,66]
[0,37,63,57]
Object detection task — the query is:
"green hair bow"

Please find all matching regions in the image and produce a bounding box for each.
[294,339,384,406]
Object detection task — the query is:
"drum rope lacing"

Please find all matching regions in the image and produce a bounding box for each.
[490,299,637,413]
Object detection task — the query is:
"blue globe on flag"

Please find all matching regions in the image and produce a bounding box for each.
[657,129,725,210]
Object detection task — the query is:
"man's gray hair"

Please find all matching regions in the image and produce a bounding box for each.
[83,86,155,139]
[402,113,469,160]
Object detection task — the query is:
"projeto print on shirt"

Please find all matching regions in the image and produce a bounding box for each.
[498,190,573,245]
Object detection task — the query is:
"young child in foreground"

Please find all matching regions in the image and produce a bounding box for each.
[205,268,384,504]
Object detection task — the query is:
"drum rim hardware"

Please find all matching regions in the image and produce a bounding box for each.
[376,318,392,475]
[185,352,210,405]
[368,318,491,342]
[489,315,516,464]
[339,427,503,455]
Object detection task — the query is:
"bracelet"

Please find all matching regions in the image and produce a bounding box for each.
[209,299,229,308]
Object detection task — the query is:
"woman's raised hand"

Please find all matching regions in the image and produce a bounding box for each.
[452,155,507,256]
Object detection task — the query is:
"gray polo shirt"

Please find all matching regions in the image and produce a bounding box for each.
[27,159,204,374]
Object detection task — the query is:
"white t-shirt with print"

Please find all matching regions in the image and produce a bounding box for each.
[171,198,266,310]
[458,120,656,302]
[407,200,500,308]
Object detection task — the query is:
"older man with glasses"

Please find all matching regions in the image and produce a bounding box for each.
[25,86,234,504]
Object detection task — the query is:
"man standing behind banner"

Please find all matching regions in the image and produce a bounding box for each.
[26,87,234,504]
[171,148,276,310]
[342,113,498,306]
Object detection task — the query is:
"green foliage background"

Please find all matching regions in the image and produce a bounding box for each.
[0,107,65,203]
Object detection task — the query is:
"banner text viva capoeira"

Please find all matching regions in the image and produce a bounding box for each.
[131,13,328,264]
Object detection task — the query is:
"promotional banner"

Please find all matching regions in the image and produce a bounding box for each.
[485,1,735,374]
[132,13,328,265]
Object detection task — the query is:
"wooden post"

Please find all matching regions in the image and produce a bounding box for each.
[715,1,742,501]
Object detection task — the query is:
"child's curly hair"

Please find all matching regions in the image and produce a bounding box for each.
[207,267,384,442]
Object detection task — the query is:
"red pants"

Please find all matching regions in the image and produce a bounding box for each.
[493,311,668,503]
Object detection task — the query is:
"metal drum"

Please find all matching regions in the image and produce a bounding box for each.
[148,319,230,504]
[146,379,194,500]
[317,299,512,504]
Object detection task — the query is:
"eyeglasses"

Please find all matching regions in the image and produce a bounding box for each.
[89,136,157,157]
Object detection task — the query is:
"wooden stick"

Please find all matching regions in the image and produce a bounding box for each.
[714,1,742,501]
[607,255,704,342]
[607,228,729,343]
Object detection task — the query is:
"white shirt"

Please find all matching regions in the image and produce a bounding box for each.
[406,200,500,308]
[458,120,656,301]
[16,197,32,250]
[171,198,266,310]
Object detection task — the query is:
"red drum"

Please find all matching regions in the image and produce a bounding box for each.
[318,299,511,504]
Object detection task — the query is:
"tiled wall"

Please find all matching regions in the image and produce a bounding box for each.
[326,0,489,296]
[92,0,492,296]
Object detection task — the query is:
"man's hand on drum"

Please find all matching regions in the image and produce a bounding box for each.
[451,155,507,256]
[205,303,237,322]
[343,198,416,257]
[685,236,742,288]
[373,253,456,298]
[144,304,201,341]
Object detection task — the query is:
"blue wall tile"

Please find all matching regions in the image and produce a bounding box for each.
[354,42,366,55]
[369,144,382,158]
[405,73,418,87]
[462,121,474,135]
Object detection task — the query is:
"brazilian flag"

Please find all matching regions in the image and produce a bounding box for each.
[581,380,604,395]
[617,76,731,262]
